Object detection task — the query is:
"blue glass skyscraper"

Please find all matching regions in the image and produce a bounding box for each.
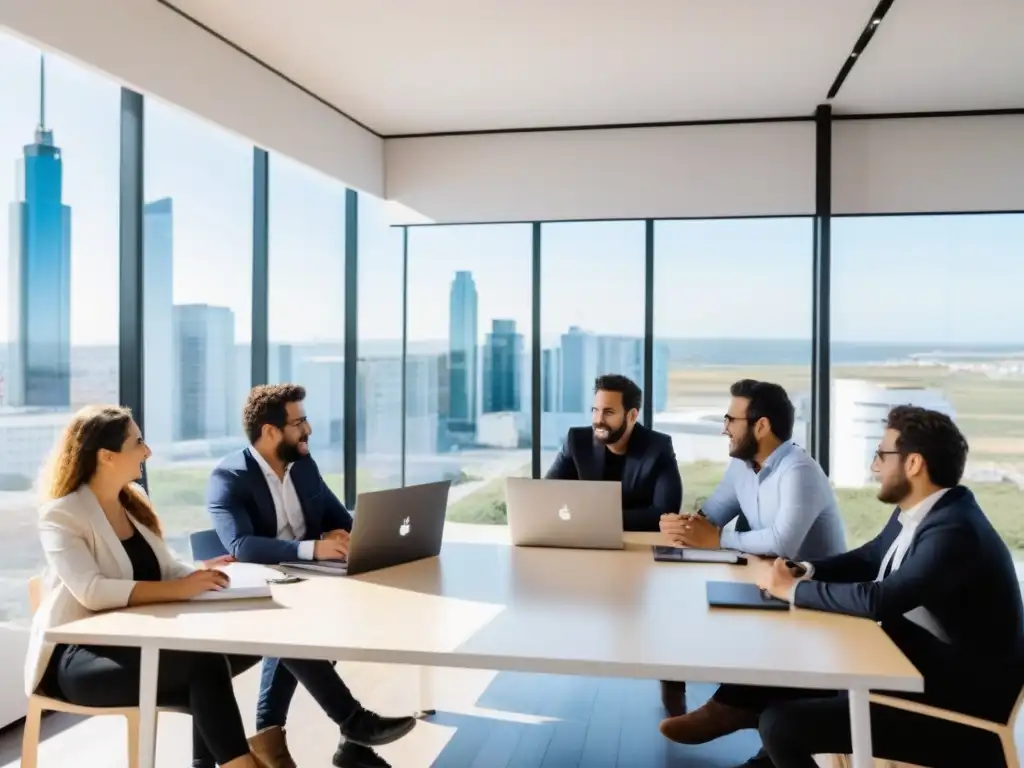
[448,270,478,434]
[7,57,72,407]
[483,319,522,413]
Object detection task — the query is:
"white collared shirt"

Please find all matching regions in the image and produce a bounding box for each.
[875,488,950,581]
[249,448,315,560]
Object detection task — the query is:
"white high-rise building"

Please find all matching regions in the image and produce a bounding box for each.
[142,198,174,448]
[831,378,955,488]
[172,304,235,441]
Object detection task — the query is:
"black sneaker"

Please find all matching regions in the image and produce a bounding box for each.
[332,741,391,768]
[340,708,417,747]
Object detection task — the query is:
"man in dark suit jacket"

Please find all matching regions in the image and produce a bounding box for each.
[660,405,1024,768]
[207,384,415,768]
[545,374,683,532]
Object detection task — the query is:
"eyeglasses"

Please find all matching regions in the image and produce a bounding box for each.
[723,414,751,425]
[874,449,900,462]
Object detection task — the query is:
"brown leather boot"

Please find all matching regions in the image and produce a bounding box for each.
[247,726,298,768]
[660,680,687,717]
[658,699,759,744]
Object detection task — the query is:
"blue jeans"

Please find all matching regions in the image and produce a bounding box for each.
[256,656,358,729]
[192,656,359,767]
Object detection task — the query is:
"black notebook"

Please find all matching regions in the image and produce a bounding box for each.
[652,546,747,565]
[706,580,790,611]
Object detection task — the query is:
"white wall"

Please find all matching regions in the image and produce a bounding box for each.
[833,114,1024,215]
[0,0,383,196]
[385,121,816,223]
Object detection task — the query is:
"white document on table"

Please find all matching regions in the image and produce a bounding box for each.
[190,562,277,601]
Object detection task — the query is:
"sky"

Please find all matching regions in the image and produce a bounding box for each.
[1,32,1023,350]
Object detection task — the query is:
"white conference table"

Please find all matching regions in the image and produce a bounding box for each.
[46,524,921,768]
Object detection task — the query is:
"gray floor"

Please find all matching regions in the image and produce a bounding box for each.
[0,675,763,767]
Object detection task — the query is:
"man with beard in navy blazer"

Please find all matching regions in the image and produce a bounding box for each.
[207,384,416,768]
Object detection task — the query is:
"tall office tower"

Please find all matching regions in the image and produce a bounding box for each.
[541,348,562,413]
[269,342,294,384]
[297,356,344,450]
[357,355,403,456]
[7,57,72,407]
[142,198,174,447]
[482,319,523,413]
[596,335,644,393]
[405,353,441,455]
[447,270,478,433]
[559,326,598,413]
[172,304,235,440]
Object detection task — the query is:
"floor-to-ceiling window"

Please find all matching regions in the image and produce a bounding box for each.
[540,221,647,473]
[142,98,253,554]
[653,218,813,511]
[356,193,404,494]
[267,153,346,493]
[0,35,121,621]
[831,213,1024,550]
[405,224,533,524]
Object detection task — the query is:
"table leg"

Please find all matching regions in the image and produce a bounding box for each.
[137,646,160,768]
[847,688,873,768]
[414,665,435,719]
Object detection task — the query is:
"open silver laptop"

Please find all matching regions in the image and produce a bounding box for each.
[505,478,623,550]
[281,480,450,576]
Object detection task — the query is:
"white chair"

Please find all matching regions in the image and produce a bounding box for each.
[21,576,187,768]
[826,687,1024,768]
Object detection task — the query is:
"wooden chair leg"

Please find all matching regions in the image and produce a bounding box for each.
[20,697,44,768]
[1001,731,1019,768]
[125,710,141,768]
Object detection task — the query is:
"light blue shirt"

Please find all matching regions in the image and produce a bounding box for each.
[701,442,847,561]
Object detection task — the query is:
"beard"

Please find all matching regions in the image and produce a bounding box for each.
[729,430,759,461]
[276,436,308,464]
[877,472,911,505]
[593,422,628,445]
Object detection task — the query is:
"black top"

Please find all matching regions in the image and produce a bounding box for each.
[544,423,683,532]
[602,448,626,483]
[120,526,162,582]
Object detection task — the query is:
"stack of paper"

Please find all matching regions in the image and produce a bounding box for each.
[190,562,278,601]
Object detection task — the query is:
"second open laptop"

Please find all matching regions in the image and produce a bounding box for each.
[505,477,624,550]
[281,479,451,577]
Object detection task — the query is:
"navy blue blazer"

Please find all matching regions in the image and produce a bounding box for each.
[544,423,683,532]
[795,485,1024,719]
[207,448,353,564]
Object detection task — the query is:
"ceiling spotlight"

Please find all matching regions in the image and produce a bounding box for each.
[870,18,881,26]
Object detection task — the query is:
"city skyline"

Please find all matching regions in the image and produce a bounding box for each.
[1,31,1024,360]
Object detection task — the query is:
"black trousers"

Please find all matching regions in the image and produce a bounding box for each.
[714,684,1007,768]
[45,644,251,766]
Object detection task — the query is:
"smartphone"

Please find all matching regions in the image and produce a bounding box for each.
[266,575,306,585]
[784,559,807,577]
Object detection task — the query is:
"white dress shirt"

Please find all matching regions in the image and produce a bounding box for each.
[791,488,951,642]
[250,448,316,560]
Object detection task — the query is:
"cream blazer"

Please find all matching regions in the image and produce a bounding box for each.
[24,484,196,695]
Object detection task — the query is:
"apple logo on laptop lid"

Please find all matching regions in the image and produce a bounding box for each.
[558,504,572,521]
[399,517,411,536]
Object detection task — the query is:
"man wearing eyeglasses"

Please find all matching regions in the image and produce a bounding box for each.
[669,406,1023,767]
[205,384,416,768]
[656,379,845,723]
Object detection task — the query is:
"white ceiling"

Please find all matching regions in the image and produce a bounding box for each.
[834,0,1024,114]
[164,0,1023,136]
